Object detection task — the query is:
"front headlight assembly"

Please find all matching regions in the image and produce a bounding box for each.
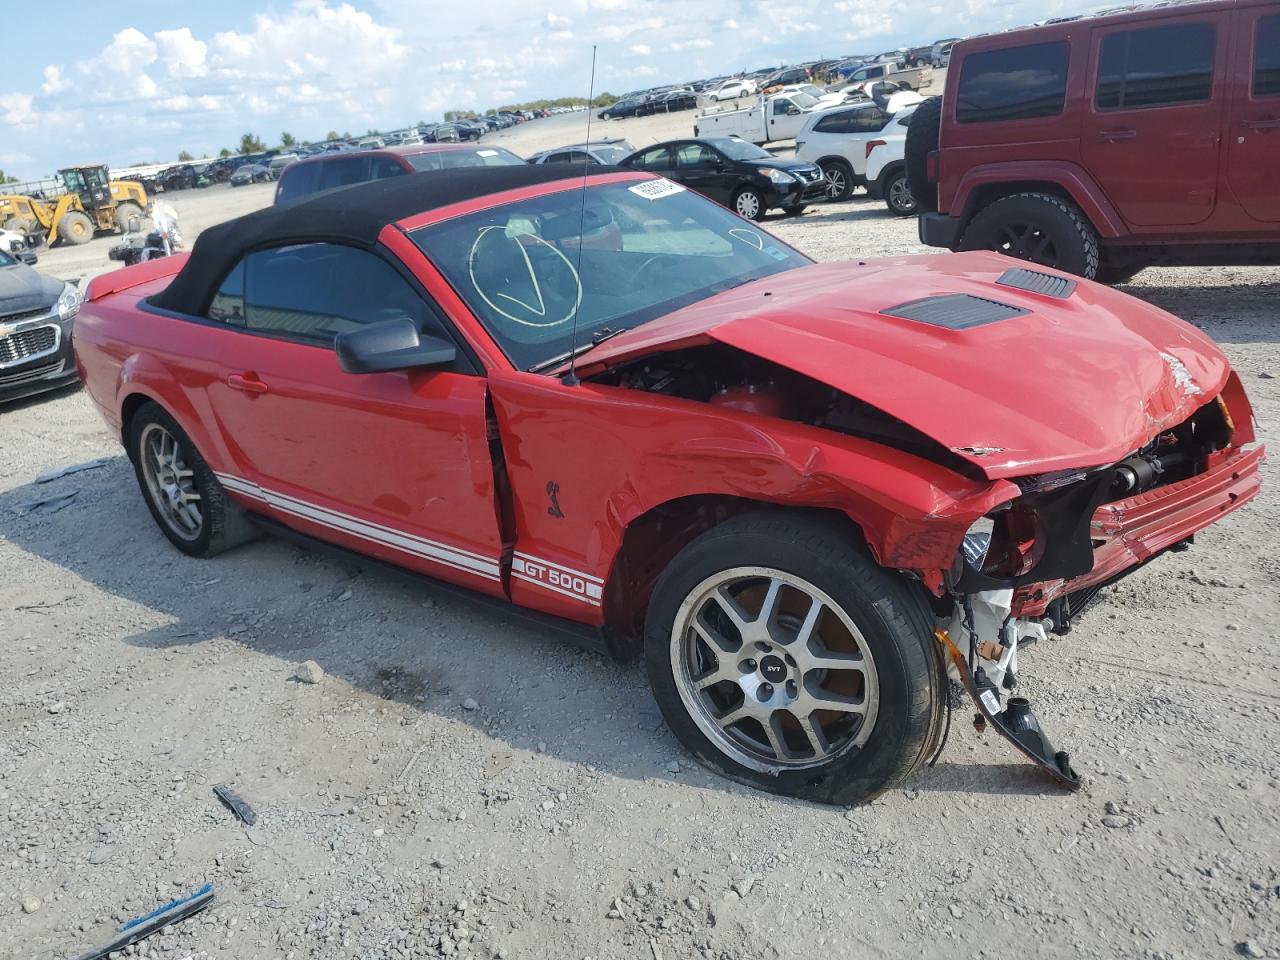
[57,281,83,321]
[758,167,797,185]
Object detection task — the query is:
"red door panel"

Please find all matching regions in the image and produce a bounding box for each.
[1081,15,1228,228]
[210,337,505,596]
[1226,9,1280,222]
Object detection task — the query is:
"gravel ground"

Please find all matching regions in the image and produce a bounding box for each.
[2,118,1278,960]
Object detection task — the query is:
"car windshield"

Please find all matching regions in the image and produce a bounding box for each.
[717,139,773,161]
[798,84,826,98]
[406,148,524,172]
[0,249,14,267]
[412,179,810,372]
[790,92,820,110]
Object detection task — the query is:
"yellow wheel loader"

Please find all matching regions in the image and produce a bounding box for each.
[0,164,150,247]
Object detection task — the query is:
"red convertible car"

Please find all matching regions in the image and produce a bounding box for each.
[75,166,1262,803]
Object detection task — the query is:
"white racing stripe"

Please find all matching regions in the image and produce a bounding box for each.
[213,472,608,605]
[214,472,500,581]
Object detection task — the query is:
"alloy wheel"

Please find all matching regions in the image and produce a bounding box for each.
[823,167,847,201]
[888,177,916,214]
[670,567,880,773]
[139,423,203,541]
[995,222,1058,266]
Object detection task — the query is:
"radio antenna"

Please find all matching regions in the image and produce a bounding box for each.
[562,44,597,388]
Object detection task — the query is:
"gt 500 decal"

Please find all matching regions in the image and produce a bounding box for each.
[512,552,603,606]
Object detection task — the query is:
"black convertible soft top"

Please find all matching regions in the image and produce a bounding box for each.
[153,164,617,316]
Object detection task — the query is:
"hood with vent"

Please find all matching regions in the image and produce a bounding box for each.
[574,251,1229,479]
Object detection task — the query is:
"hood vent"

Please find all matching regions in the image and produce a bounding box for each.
[882,294,1029,330]
[997,267,1077,299]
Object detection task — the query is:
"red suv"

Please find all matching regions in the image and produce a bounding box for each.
[910,0,1280,281]
[275,143,525,204]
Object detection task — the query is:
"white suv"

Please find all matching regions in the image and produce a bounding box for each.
[864,106,918,216]
[706,78,757,102]
[793,95,921,201]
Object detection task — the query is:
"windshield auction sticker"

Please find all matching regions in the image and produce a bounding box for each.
[628,179,686,200]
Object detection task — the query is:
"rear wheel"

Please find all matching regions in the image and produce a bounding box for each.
[958,192,1100,279]
[57,211,95,246]
[128,402,259,558]
[644,513,946,805]
[114,201,144,233]
[819,159,854,202]
[732,186,766,221]
[883,169,917,216]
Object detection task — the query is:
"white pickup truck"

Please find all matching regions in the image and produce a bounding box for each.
[693,91,827,145]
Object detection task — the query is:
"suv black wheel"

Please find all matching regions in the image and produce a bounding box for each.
[128,402,259,558]
[904,96,942,213]
[958,192,1100,279]
[644,513,946,805]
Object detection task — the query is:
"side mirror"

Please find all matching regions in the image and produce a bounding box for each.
[335,317,456,374]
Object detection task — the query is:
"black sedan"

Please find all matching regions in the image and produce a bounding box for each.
[230,163,273,186]
[620,137,827,220]
[0,248,81,403]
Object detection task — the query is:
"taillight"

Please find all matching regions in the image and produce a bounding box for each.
[926,149,939,183]
[865,139,886,158]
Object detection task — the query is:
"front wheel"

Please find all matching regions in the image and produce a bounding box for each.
[644,513,946,805]
[819,159,854,202]
[732,186,766,222]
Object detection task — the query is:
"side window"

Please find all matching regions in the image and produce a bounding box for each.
[849,107,888,132]
[233,244,443,347]
[544,152,573,164]
[813,111,851,133]
[275,163,320,204]
[1255,14,1280,97]
[315,156,370,191]
[1096,22,1216,110]
[676,144,718,169]
[207,261,245,325]
[869,66,884,79]
[956,41,1071,122]
[631,147,671,170]
[370,156,407,180]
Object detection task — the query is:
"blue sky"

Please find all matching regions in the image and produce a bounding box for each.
[1,0,1096,178]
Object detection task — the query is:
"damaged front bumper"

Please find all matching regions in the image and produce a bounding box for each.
[935,437,1264,789]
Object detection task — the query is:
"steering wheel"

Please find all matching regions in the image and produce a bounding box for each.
[629,253,682,287]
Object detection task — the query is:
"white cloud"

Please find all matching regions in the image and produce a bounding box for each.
[0,0,1103,176]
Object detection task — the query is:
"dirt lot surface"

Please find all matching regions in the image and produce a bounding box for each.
[3,103,1278,960]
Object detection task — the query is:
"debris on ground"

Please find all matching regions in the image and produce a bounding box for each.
[70,883,214,960]
[22,490,78,514]
[292,660,324,684]
[34,457,112,484]
[213,783,258,826]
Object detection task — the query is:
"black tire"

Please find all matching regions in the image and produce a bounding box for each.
[731,186,766,222]
[784,205,807,217]
[644,513,947,805]
[881,168,917,216]
[114,201,144,233]
[128,402,258,558]
[57,210,95,246]
[818,159,854,202]
[958,192,1100,279]
[904,96,941,213]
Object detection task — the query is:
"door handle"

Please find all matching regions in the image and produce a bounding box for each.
[1243,118,1280,131]
[227,373,268,394]
[1097,128,1137,141]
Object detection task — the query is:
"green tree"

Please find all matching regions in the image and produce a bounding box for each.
[239,132,266,154]
[281,132,297,148]
[177,150,194,162]
[325,130,340,141]
[218,148,233,158]
[0,169,19,184]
